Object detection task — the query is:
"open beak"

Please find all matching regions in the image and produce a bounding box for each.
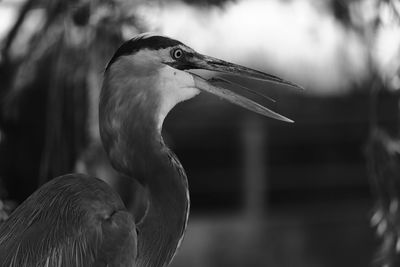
[176,53,303,123]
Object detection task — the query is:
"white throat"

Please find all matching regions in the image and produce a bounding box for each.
[156,66,200,131]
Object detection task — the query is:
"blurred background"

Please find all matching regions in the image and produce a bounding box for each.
[0,0,400,266]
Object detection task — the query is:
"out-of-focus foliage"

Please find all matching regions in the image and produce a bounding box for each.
[349,0,400,90]
[0,0,151,208]
[367,128,400,267]
[357,0,400,266]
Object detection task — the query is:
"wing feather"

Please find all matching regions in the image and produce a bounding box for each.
[0,174,137,267]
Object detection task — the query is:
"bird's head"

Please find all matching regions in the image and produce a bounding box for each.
[102,33,302,134]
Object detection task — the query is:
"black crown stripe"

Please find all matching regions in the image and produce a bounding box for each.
[106,35,183,70]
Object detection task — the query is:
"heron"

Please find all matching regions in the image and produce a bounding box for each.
[0,33,301,267]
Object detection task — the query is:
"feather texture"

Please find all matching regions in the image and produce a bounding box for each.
[0,174,136,267]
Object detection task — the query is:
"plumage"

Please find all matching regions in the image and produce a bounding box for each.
[0,174,136,266]
[0,33,301,267]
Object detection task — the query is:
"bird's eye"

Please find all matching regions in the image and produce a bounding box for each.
[172,48,183,59]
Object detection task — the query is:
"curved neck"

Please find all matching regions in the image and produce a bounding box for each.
[99,68,189,267]
[135,145,189,267]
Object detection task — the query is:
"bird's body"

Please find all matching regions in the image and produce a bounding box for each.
[0,33,301,266]
[0,174,136,266]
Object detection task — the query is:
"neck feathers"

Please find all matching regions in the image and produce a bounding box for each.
[100,61,190,267]
[136,147,189,267]
[99,58,161,181]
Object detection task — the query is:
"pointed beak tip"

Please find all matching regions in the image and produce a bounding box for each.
[287,81,305,91]
[281,117,294,123]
